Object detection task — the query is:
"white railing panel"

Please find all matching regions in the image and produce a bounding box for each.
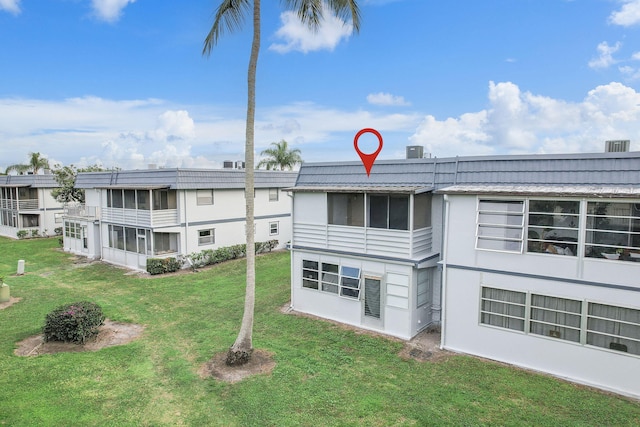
[412,227,433,258]
[327,225,365,252]
[18,200,38,210]
[151,209,178,226]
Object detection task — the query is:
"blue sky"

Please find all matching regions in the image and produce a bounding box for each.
[2,0,640,171]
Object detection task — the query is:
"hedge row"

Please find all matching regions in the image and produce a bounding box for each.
[146,239,279,275]
[188,240,279,269]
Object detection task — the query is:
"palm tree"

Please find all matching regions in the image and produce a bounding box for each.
[5,152,50,175]
[203,0,361,366]
[257,140,302,171]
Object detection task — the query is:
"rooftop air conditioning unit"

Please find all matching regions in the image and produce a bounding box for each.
[235,161,246,170]
[223,161,234,169]
[605,140,630,152]
[406,145,424,159]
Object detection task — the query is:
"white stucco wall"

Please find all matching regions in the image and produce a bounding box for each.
[441,193,640,399]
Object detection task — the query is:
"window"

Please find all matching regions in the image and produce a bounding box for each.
[528,200,579,256]
[530,294,582,342]
[364,276,382,319]
[480,287,526,331]
[321,263,339,293]
[269,188,279,202]
[125,227,137,252]
[269,221,279,236]
[154,232,178,254]
[153,189,177,210]
[301,260,361,299]
[587,303,640,356]
[368,195,409,230]
[340,266,361,298]
[21,214,39,227]
[18,187,37,199]
[480,287,640,357]
[137,190,150,210]
[476,200,524,252]
[302,260,319,289]
[124,190,136,209]
[110,189,123,208]
[585,202,640,261]
[417,268,431,307]
[198,229,215,245]
[65,221,81,239]
[109,225,124,250]
[197,189,214,205]
[413,192,432,229]
[328,193,364,226]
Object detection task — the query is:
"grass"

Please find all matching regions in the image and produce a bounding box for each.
[0,237,639,426]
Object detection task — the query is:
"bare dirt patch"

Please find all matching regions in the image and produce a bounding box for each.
[14,319,145,356]
[0,297,22,310]
[198,349,276,383]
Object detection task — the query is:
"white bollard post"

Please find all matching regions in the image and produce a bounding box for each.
[17,260,25,275]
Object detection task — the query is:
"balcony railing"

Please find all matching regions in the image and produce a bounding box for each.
[103,207,178,227]
[293,222,433,260]
[0,199,39,210]
[64,205,99,219]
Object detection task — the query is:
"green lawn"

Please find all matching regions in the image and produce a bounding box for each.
[1,237,639,426]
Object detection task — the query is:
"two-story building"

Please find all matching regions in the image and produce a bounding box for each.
[0,174,63,239]
[290,150,640,399]
[63,168,297,271]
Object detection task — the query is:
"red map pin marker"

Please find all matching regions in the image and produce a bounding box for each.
[354,128,383,177]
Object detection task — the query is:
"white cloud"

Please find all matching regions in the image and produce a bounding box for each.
[269,5,354,54]
[91,0,136,23]
[367,92,411,106]
[0,0,20,14]
[609,0,640,26]
[409,81,640,157]
[589,41,622,69]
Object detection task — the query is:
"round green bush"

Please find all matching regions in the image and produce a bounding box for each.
[42,301,105,344]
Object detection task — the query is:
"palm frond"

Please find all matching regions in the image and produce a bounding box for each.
[283,0,360,32]
[203,0,252,56]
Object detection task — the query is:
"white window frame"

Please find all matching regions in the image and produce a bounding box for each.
[198,228,215,246]
[301,259,361,300]
[269,188,279,202]
[479,286,640,357]
[196,189,214,206]
[269,221,279,236]
[476,199,525,253]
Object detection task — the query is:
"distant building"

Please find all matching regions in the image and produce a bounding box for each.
[62,168,297,271]
[0,174,63,239]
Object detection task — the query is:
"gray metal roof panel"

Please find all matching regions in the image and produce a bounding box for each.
[439,184,640,198]
[75,168,298,190]
[0,174,58,188]
[294,151,640,191]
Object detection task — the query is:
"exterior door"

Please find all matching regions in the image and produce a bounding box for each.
[362,275,383,328]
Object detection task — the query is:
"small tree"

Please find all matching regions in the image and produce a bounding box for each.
[52,164,108,204]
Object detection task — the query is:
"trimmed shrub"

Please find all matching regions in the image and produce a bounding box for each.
[146,257,182,275]
[42,301,105,344]
[16,230,28,239]
[54,227,63,236]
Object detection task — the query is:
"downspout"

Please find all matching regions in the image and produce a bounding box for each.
[288,190,295,310]
[182,189,188,257]
[440,194,451,350]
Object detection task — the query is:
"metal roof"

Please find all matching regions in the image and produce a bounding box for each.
[75,168,298,190]
[294,151,640,194]
[0,174,58,188]
[439,185,640,198]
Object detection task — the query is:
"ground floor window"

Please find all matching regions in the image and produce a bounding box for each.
[154,232,178,255]
[480,286,640,356]
[0,210,17,227]
[269,221,279,236]
[198,229,215,246]
[65,221,81,239]
[301,259,361,299]
[108,225,154,254]
[21,214,39,228]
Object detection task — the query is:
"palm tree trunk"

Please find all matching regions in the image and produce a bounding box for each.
[225,0,260,366]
